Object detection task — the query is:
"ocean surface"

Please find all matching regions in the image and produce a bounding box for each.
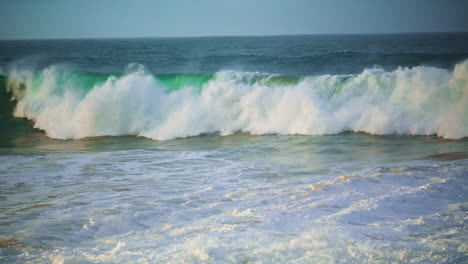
[0,33,467,263]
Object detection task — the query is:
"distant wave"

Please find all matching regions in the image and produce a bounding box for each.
[221,51,468,59]
[2,60,467,140]
[194,51,468,66]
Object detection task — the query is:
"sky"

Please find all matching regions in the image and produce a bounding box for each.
[1,0,468,40]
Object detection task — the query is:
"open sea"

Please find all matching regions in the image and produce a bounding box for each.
[0,33,467,263]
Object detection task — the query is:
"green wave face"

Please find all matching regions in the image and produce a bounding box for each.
[156,73,300,92]
[3,69,303,100]
[157,73,214,92]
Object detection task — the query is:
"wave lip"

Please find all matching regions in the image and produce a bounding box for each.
[4,60,468,140]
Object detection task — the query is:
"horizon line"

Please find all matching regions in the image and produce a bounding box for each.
[1,30,467,41]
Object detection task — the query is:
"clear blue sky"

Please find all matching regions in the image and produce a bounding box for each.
[2,0,468,39]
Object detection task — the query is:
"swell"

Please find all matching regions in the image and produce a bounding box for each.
[208,51,468,60]
[196,52,468,70]
[1,60,467,140]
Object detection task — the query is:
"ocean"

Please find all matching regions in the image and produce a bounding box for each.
[0,33,467,263]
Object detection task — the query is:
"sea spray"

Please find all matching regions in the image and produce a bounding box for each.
[3,60,468,140]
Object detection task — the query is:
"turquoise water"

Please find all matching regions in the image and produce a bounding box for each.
[0,33,467,263]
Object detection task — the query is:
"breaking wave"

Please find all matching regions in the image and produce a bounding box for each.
[2,60,467,140]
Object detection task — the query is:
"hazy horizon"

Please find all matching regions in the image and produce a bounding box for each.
[2,31,468,41]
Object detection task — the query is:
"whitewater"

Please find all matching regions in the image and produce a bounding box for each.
[4,60,468,141]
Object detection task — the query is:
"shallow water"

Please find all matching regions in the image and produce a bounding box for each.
[1,133,467,263]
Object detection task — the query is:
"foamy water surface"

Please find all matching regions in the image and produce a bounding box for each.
[1,134,467,263]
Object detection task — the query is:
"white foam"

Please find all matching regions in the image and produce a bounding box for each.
[6,60,468,140]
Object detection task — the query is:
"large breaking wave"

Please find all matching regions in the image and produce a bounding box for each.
[2,60,467,140]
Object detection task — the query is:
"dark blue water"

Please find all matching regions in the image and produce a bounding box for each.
[1,33,468,75]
